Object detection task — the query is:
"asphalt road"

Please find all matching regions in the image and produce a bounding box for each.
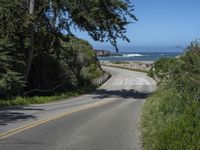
[0,66,156,150]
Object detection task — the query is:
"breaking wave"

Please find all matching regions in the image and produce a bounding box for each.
[122,54,144,57]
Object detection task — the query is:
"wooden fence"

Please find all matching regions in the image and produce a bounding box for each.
[92,73,111,86]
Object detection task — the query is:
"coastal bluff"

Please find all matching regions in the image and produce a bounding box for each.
[95,50,111,57]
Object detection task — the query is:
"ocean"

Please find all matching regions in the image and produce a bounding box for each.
[98,52,182,62]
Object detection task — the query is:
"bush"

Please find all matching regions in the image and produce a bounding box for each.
[26,36,103,95]
[141,86,200,150]
[0,51,24,98]
[80,64,103,84]
[141,41,200,150]
[62,36,103,86]
[150,57,177,82]
[0,71,24,98]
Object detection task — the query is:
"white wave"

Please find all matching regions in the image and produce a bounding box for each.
[122,54,144,57]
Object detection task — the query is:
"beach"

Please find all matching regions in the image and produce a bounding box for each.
[98,52,181,72]
[100,60,154,72]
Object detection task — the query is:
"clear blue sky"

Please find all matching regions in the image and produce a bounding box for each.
[73,0,200,52]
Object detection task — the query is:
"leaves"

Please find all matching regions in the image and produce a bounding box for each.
[142,42,200,150]
[0,0,135,97]
[49,0,137,52]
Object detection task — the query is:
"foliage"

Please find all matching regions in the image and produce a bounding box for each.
[27,36,103,94]
[80,64,103,84]
[0,0,135,98]
[141,86,200,150]
[0,0,29,97]
[0,71,25,98]
[49,0,137,52]
[141,42,200,150]
[0,86,95,106]
[61,36,103,85]
[112,61,130,64]
[0,43,25,98]
[148,58,177,82]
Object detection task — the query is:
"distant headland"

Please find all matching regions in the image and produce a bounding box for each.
[95,50,123,57]
[95,50,111,57]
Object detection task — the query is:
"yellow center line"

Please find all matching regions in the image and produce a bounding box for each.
[0,98,115,140]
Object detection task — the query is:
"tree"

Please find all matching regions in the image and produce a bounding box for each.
[49,0,137,52]
[0,0,137,96]
[24,0,35,81]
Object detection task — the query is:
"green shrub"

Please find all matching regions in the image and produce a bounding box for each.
[80,64,103,84]
[152,57,177,81]
[141,86,200,150]
[0,51,24,98]
[113,61,129,64]
[141,41,200,150]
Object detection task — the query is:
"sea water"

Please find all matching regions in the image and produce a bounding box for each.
[98,52,181,62]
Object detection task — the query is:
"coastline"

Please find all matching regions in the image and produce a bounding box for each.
[100,60,154,72]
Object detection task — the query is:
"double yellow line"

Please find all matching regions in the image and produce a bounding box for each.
[0,99,115,140]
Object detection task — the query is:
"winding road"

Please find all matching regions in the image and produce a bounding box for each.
[0,66,156,150]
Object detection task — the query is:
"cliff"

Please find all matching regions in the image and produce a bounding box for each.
[95,50,111,57]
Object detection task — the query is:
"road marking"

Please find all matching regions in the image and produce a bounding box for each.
[0,98,115,140]
[133,77,150,85]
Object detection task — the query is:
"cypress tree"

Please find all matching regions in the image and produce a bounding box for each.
[0,0,137,97]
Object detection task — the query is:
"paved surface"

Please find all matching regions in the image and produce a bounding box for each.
[0,66,156,150]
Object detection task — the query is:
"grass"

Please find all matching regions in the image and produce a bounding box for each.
[141,85,200,150]
[140,43,200,150]
[0,71,111,107]
[0,86,95,106]
[112,61,130,64]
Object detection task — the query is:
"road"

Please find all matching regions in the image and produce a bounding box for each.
[0,66,156,150]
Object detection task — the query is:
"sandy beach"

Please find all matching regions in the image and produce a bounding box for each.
[100,61,154,72]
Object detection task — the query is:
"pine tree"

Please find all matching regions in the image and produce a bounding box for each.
[0,40,25,98]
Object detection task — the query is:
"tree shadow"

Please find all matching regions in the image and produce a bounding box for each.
[0,106,43,126]
[92,88,153,99]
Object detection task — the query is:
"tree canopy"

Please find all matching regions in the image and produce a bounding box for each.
[0,0,136,98]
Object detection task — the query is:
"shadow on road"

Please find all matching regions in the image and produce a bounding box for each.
[0,86,155,126]
[92,88,153,99]
[0,106,43,126]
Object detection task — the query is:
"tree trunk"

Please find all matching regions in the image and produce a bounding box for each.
[24,0,35,81]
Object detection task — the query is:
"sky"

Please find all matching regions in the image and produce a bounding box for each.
[73,0,200,52]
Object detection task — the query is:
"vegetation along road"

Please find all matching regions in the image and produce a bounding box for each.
[0,66,156,150]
